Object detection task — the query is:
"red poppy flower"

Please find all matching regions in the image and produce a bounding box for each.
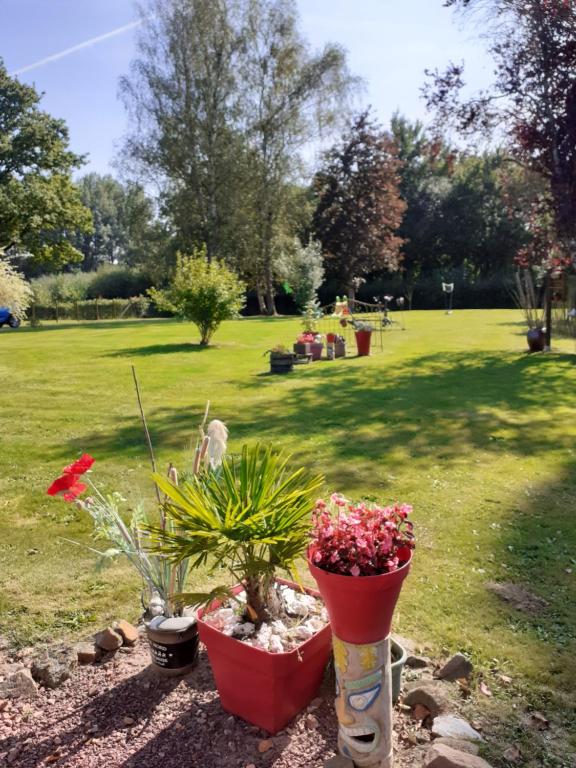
[63,454,95,476]
[47,473,87,501]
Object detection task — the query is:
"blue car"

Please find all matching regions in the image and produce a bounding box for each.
[0,307,20,328]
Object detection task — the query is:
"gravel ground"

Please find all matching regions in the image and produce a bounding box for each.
[1,638,429,768]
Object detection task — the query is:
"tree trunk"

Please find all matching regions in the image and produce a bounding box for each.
[545,272,552,350]
[264,263,277,316]
[244,574,282,627]
[256,286,267,315]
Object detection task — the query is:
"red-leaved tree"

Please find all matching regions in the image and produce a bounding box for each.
[312,110,406,299]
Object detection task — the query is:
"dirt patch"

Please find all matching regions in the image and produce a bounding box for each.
[486,582,548,615]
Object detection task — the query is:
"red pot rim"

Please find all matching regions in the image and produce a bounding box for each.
[197,578,326,658]
[307,547,413,583]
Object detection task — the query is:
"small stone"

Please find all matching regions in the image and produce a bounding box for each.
[404,683,450,717]
[113,620,139,646]
[434,739,480,756]
[258,739,273,753]
[431,715,483,742]
[31,646,77,689]
[123,716,135,726]
[76,642,98,664]
[307,696,323,712]
[305,714,319,729]
[412,703,431,721]
[407,654,431,669]
[436,653,473,681]
[425,743,493,767]
[0,669,38,700]
[94,628,123,652]
[88,687,99,697]
[6,746,21,764]
[502,745,522,763]
[324,757,355,768]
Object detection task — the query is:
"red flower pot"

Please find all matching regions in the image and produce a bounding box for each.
[354,330,372,356]
[307,554,412,644]
[197,580,332,733]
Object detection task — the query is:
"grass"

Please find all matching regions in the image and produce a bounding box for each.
[1,310,575,766]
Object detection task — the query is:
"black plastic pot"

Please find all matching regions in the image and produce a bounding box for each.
[527,327,546,352]
[145,616,199,676]
[270,352,295,374]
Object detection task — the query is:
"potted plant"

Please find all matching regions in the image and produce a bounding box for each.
[45,406,228,675]
[268,345,296,373]
[307,494,415,767]
[148,445,332,733]
[350,319,374,356]
[327,333,346,359]
[300,300,324,360]
[511,268,546,352]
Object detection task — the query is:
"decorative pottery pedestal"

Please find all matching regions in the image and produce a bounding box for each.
[309,555,412,768]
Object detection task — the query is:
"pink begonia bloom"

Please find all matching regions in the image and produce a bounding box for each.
[350,564,361,577]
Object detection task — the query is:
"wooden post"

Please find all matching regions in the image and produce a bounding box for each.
[545,272,552,351]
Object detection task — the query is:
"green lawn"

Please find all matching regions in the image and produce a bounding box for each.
[1,310,575,765]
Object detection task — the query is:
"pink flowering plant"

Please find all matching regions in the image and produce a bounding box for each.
[310,494,415,577]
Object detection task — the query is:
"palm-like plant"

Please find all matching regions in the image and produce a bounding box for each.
[149,445,324,626]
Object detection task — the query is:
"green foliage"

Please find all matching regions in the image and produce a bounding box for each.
[30,297,149,322]
[148,444,324,622]
[149,248,246,345]
[71,173,162,271]
[0,258,33,317]
[277,238,324,309]
[0,62,92,269]
[301,298,323,332]
[31,266,152,305]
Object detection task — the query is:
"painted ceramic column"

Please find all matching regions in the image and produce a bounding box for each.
[333,634,393,768]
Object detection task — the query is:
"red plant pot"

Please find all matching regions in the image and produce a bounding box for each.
[354,330,372,356]
[197,580,332,734]
[307,553,412,644]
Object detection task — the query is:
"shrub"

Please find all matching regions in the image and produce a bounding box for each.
[0,259,33,318]
[86,265,152,299]
[149,247,246,345]
[278,238,325,309]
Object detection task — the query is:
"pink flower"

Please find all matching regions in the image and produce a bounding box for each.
[350,565,360,577]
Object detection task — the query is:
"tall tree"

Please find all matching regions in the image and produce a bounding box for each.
[72,174,160,271]
[312,110,406,298]
[240,0,355,314]
[425,0,576,254]
[120,0,249,264]
[0,61,92,272]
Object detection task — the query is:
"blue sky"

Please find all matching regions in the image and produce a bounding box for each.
[0,0,493,177]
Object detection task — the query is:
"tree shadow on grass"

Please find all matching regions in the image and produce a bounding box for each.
[107,343,213,357]
[60,350,576,476]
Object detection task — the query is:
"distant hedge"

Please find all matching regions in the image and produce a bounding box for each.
[30,296,150,323]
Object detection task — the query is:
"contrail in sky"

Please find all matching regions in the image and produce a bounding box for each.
[11,19,142,76]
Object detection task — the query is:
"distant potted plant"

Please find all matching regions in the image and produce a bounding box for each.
[46,405,228,675]
[307,495,415,767]
[149,446,331,733]
[268,345,296,373]
[327,333,346,359]
[300,300,324,360]
[511,269,547,352]
[350,318,374,356]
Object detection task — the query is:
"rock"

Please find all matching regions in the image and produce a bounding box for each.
[407,654,431,669]
[324,757,355,768]
[123,716,135,726]
[0,668,38,699]
[436,653,473,681]
[412,703,432,721]
[113,620,139,646]
[258,739,273,753]
[433,739,480,756]
[94,627,123,652]
[76,642,98,664]
[431,715,483,742]
[404,683,450,717]
[305,714,319,729]
[307,696,323,712]
[425,743,493,768]
[31,646,77,689]
[502,745,522,763]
